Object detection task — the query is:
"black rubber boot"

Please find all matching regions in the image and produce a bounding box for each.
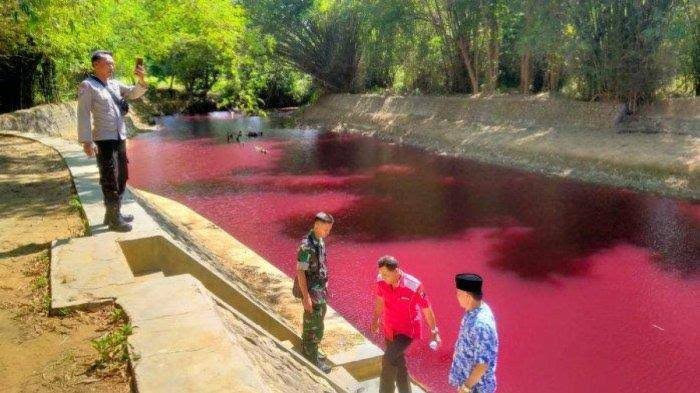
[117,201,134,222]
[315,358,332,374]
[104,205,132,232]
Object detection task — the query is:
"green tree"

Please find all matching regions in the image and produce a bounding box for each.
[567,0,675,109]
[242,0,361,92]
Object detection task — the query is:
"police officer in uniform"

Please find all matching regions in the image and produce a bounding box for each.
[295,212,334,373]
[77,50,147,232]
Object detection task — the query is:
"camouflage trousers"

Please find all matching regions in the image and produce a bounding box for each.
[301,302,327,362]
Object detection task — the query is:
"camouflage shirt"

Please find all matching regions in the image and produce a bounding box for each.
[297,231,328,304]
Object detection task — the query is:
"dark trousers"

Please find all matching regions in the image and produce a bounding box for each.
[95,139,128,207]
[380,334,413,393]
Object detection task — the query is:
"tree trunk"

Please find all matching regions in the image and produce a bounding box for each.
[485,7,499,94]
[486,28,499,93]
[458,37,479,94]
[520,2,534,94]
[520,51,532,94]
[546,54,559,91]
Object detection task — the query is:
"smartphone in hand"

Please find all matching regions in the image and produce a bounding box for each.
[135,57,144,68]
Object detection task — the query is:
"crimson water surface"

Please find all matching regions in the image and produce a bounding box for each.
[129,113,699,393]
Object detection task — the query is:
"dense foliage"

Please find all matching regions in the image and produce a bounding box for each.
[1,0,697,114]
[1,0,309,113]
[244,0,698,107]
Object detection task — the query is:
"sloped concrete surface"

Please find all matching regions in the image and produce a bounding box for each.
[120,275,269,393]
[133,189,385,376]
[2,130,363,391]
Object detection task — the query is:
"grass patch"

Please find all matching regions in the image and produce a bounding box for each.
[110,308,126,324]
[33,275,48,290]
[90,323,133,372]
[69,193,90,235]
[87,305,133,378]
[54,306,72,317]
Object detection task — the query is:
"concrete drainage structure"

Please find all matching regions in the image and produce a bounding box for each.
[3,129,425,393]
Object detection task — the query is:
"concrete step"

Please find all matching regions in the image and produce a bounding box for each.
[118,274,271,393]
[133,270,165,282]
[358,377,427,393]
[328,366,363,393]
[50,234,135,310]
[327,341,383,381]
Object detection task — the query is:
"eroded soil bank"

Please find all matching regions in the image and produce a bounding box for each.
[298,94,699,200]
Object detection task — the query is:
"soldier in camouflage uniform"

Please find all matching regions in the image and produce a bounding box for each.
[296,212,334,373]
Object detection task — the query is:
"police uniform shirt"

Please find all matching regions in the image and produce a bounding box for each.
[77,77,146,142]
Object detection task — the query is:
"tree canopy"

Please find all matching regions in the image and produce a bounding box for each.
[1,0,697,113]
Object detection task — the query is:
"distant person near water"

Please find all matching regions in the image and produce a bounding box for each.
[293,212,335,373]
[372,256,441,393]
[449,274,499,393]
[77,50,147,232]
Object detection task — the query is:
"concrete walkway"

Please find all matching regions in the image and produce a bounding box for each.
[0,131,342,392]
[2,130,432,392]
[1,131,269,391]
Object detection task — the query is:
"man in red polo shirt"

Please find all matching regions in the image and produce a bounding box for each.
[371,255,440,393]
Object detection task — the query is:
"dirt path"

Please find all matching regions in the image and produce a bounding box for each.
[0,135,129,392]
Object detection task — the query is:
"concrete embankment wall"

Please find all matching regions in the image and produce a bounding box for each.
[299,94,699,199]
[0,100,148,140]
[0,102,79,139]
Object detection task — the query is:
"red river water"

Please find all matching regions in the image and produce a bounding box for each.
[128,113,699,393]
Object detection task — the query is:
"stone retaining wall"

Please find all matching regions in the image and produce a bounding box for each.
[0,101,148,140]
[0,102,78,139]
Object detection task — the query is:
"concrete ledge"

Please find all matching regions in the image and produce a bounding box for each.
[120,275,269,393]
[5,130,386,391]
[131,189,385,379]
[119,235,300,344]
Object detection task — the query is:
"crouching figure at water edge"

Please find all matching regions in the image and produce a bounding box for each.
[449,274,499,393]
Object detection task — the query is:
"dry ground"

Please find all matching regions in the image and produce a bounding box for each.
[0,135,130,392]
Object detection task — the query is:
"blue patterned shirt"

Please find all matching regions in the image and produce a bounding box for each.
[449,302,499,393]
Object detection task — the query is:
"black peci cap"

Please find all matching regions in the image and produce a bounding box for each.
[455,273,483,296]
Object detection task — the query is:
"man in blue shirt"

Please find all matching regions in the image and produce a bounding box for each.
[449,274,499,393]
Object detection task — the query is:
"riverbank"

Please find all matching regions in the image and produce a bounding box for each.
[0,135,130,392]
[298,94,699,200]
[0,101,158,139]
[0,116,390,391]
